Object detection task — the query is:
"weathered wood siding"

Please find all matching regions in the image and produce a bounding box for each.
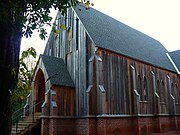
[65,9,89,116]
[97,49,180,115]
[97,50,130,114]
[42,8,180,117]
[43,8,96,116]
[51,85,76,116]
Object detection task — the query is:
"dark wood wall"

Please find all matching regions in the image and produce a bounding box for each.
[52,85,76,116]
[95,49,180,115]
[98,50,130,114]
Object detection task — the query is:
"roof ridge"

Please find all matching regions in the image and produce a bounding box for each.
[72,4,176,72]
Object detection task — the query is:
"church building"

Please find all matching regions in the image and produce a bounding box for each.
[14,4,180,135]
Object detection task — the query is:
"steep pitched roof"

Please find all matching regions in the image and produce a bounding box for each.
[73,5,176,72]
[41,55,75,87]
[168,50,180,72]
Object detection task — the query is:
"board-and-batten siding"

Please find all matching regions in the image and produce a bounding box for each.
[43,9,180,116]
[62,9,88,116]
[98,49,180,115]
[98,50,130,115]
[50,85,76,116]
[65,8,98,116]
[44,9,94,116]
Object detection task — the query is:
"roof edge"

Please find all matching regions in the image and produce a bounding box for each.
[41,55,75,87]
[166,53,180,74]
[72,6,96,46]
[96,47,178,73]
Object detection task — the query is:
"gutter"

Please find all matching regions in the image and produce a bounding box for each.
[166,53,180,74]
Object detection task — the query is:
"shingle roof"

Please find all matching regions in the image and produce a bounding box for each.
[73,5,176,72]
[169,50,180,72]
[40,55,75,87]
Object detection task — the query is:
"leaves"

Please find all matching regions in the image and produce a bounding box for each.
[60,23,66,30]
[0,0,95,40]
[85,1,90,9]
[54,29,59,39]
[39,28,48,40]
[11,47,37,112]
[21,47,36,59]
[79,0,94,9]
[0,0,78,39]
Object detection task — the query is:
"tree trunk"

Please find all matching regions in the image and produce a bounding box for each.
[0,21,22,135]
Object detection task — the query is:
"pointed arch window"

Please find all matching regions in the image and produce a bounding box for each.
[137,75,147,101]
[67,27,73,53]
[76,18,79,50]
[175,84,179,104]
[172,83,178,104]
[160,81,166,103]
[156,80,161,97]
[137,75,141,95]
[142,77,147,101]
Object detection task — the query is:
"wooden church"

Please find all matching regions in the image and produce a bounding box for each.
[16,4,180,135]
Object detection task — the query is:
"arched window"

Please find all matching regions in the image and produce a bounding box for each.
[137,75,141,94]
[172,83,178,104]
[137,75,147,101]
[143,77,147,101]
[171,83,175,96]
[156,80,160,97]
[67,28,73,53]
[161,81,165,103]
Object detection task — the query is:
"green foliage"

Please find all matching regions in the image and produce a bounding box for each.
[11,47,37,112]
[21,0,78,39]
[0,0,95,41]
[0,0,78,40]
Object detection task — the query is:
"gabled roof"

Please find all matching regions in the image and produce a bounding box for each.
[73,5,176,72]
[168,50,180,72]
[41,55,75,87]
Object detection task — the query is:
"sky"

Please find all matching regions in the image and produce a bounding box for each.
[21,0,180,55]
